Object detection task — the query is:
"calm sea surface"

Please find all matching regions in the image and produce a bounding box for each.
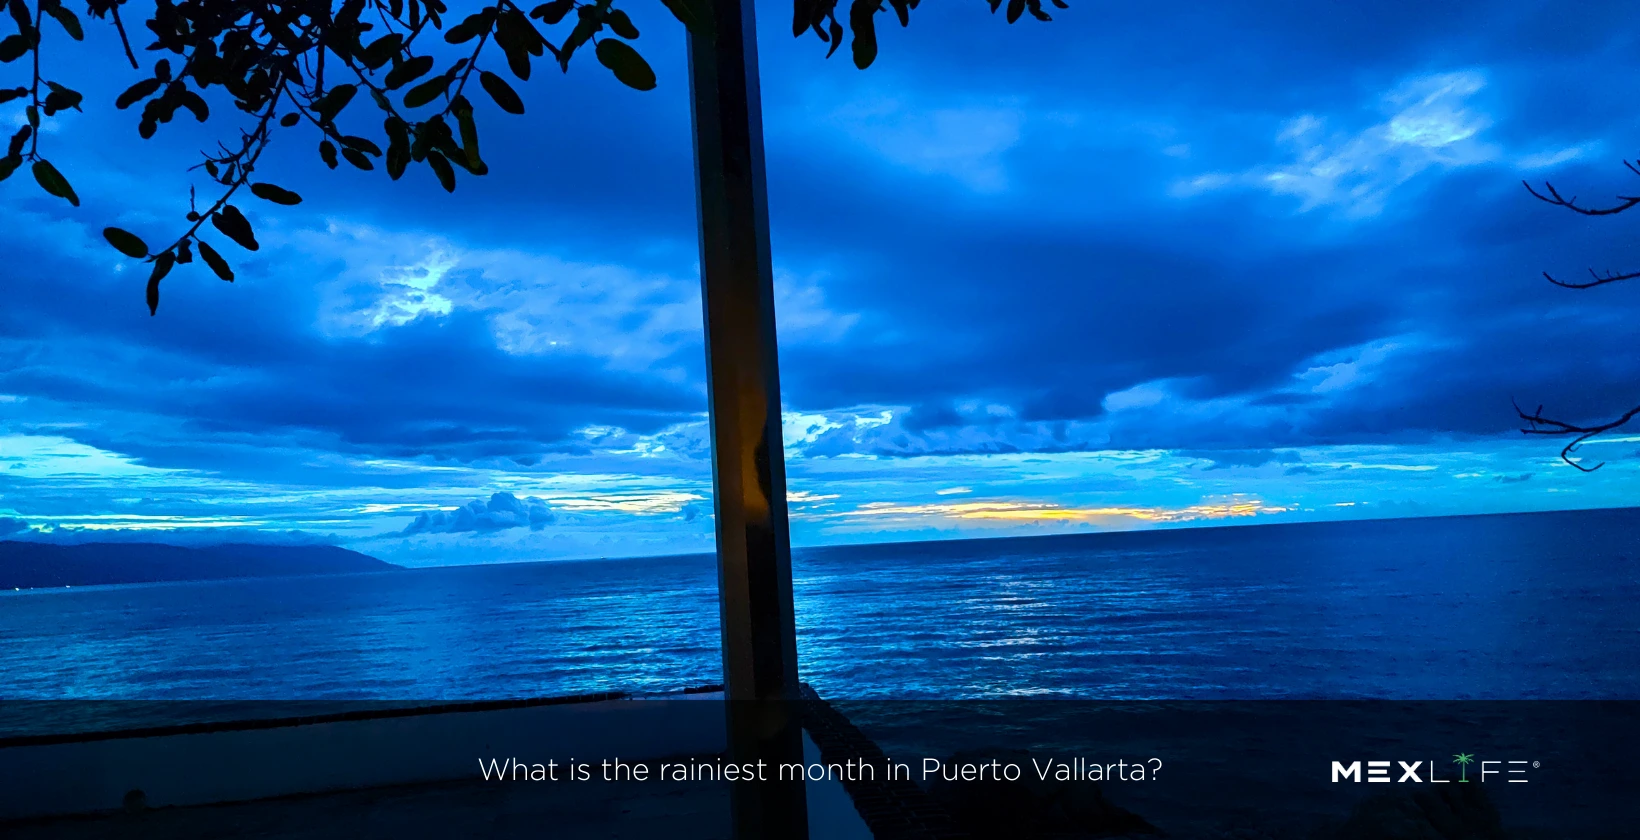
[4,509,1639,706]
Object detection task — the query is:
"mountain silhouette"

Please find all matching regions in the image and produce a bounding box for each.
[0,542,399,590]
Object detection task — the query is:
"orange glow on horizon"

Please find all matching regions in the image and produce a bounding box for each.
[843,497,1290,525]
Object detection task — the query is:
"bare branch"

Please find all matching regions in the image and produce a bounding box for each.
[1523,176,1640,216]
[109,5,138,69]
[1514,398,1640,472]
[154,79,287,259]
[1542,267,1640,289]
[28,2,40,158]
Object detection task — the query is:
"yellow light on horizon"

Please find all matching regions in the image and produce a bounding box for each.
[841,496,1291,525]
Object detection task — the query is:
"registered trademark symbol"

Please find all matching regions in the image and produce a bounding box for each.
[1533,761,1540,768]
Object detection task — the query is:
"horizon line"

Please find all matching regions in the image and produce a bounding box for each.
[7,502,1633,569]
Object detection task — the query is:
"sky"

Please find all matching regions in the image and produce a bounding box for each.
[3,1,1640,566]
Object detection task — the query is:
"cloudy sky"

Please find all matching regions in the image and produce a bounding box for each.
[3,1,1639,565]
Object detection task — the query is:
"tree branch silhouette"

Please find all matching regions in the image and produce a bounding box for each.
[1,0,1069,313]
[1522,161,1640,467]
[1515,399,1640,472]
[1525,166,1640,288]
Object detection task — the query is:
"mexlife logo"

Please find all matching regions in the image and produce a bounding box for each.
[1331,754,1537,783]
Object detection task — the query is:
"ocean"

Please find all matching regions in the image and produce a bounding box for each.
[3,508,1639,706]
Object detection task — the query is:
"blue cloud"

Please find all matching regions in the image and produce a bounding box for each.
[402,492,556,536]
[3,1,1640,560]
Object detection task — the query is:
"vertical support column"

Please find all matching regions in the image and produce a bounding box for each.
[686,2,809,838]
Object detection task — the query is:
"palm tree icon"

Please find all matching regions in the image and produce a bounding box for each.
[1453,753,1474,782]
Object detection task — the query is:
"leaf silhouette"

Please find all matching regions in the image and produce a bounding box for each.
[6,0,30,37]
[360,33,403,69]
[850,0,879,69]
[340,135,382,156]
[210,205,260,251]
[385,117,410,180]
[103,227,149,258]
[46,5,83,41]
[530,0,574,25]
[426,151,456,192]
[384,55,434,90]
[31,160,79,207]
[453,98,482,168]
[660,0,699,31]
[198,240,234,282]
[250,183,302,205]
[888,0,911,27]
[444,9,495,44]
[403,74,451,109]
[607,10,640,39]
[0,35,26,64]
[313,84,357,122]
[146,252,175,315]
[341,147,374,170]
[177,90,209,122]
[595,40,656,92]
[479,71,525,114]
[792,1,813,37]
[504,44,532,81]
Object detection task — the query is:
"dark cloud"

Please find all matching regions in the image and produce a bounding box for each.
[402,493,555,536]
[0,232,704,470]
[0,517,29,537]
[6,0,1640,497]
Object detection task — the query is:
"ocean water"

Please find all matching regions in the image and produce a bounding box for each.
[3,509,1639,707]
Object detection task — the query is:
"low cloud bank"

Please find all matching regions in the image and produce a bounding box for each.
[402,492,555,535]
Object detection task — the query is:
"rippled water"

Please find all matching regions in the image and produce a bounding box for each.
[3,509,1638,705]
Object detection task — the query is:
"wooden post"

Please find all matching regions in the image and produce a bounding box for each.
[685,1,809,837]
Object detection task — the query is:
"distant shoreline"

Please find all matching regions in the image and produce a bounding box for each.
[3,505,1635,583]
[0,542,400,591]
